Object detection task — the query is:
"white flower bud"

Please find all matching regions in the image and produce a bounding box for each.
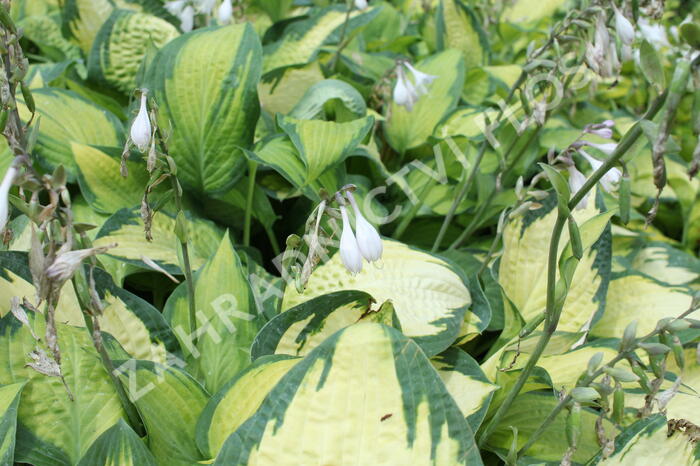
[218,0,233,24]
[346,192,382,262]
[402,62,437,95]
[0,165,18,231]
[130,93,151,153]
[339,205,363,274]
[614,5,635,45]
[354,0,368,10]
[180,5,195,32]
[197,0,217,14]
[165,0,187,15]
[567,165,589,210]
[393,66,418,111]
[585,127,613,139]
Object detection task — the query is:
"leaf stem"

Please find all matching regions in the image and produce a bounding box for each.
[244,160,257,247]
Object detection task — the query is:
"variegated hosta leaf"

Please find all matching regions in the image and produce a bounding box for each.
[62,0,175,53]
[196,355,301,459]
[141,24,262,195]
[436,0,488,69]
[289,79,367,120]
[486,392,617,463]
[76,419,156,466]
[89,9,179,94]
[252,290,398,359]
[247,137,340,200]
[0,382,23,465]
[19,15,82,62]
[432,348,497,432]
[0,312,126,465]
[613,240,700,286]
[384,49,465,153]
[17,88,124,180]
[282,239,476,357]
[499,191,612,338]
[262,5,380,76]
[214,323,483,465]
[0,251,178,364]
[164,232,261,394]
[115,360,208,466]
[591,272,693,338]
[589,414,700,465]
[73,143,149,214]
[0,251,83,326]
[93,207,223,275]
[500,0,567,26]
[277,114,374,185]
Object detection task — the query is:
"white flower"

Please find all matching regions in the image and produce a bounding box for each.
[586,127,613,139]
[583,141,617,156]
[579,149,622,192]
[613,4,635,45]
[0,165,18,231]
[197,0,217,14]
[393,66,418,111]
[354,0,368,9]
[165,0,187,15]
[339,205,363,274]
[403,62,437,95]
[130,92,151,153]
[567,165,589,210]
[638,18,670,49]
[180,5,195,32]
[217,0,233,23]
[346,192,382,262]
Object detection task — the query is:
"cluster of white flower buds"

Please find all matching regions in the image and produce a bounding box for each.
[336,190,382,275]
[392,60,438,112]
[567,120,622,209]
[165,0,233,31]
[585,5,637,79]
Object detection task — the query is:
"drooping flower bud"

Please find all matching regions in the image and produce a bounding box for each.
[339,205,363,274]
[613,4,635,45]
[403,61,437,95]
[393,66,418,111]
[130,92,151,153]
[567,165,589,210]
[354,0,368,10]
[218,0,233,24]
[346,191,382,262]
[0,165,18,231]
[585,127,613,139]
[46,244,115,283]
[180,5,195,32]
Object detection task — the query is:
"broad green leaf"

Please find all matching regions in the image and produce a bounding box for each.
[93,207,223,275]
[277,114,374,183]
[252,290,394,359]
[17,88,124,180]
[0,382,23,465]
[282,239,472,357]
[258,62,324,115]
[89,9,179,94]
[384,49,465,153]
[487,392,616,463]
[289,79,367,120]
[436,0,487,69]
[0,312,126,465]
[262,5,380,76]
[141,24,262,195]
[73,143,149,214]
[196,355,300,458]
[214,323,483,465]
[166,232,261,394]
[591,272,693,338]
[616,241,700,286]
[589,414,699,465]
[77,419,156,466]
[432,348,497,432]
[62,0,174,52]
[25,61,75,89]
[115,360,208,466]
[19,15,82,62]
[639,40,666,90]
[0,251,83,326]
[498,191,611,336]
[501,0,567,25]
